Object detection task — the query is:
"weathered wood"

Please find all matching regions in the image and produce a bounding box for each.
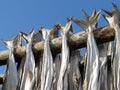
[0,26,114,66]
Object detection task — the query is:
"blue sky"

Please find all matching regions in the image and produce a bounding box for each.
[0,0,119,50]
[0,0,120,73]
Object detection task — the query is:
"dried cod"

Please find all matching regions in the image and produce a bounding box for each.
[2,37,18,90]
[98,43,108,90]
[64,20,82,90]
[19,29,35,90]
[32,31,42,90]
[72,10,101,90]
[68,50,82,90]
[103,3,120,90]
[57,20,71,90]
[87,26,100,90]
[49,24,61,90]
[15,34,26,90]
[40,27,54,90]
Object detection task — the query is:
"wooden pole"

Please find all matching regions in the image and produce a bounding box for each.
[0,26,114,66]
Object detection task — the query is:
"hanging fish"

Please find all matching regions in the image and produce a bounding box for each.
[98,43,108,90]
[19,29,35,90]
[106,42,114,90]
[57,20,71,90]
[32,31,42,90]
[40,27,54,90]
[72,10,101,90]
[14,34,25,90]
[87,25,100,90]
[34,55,43,90]
[47,24,61,90]
[64,19,82,90]
[53,55,61,90]
[112,24,120,90]
[2,36,18,90]
[87,10,109,90]
[103,3,120,90]
[68,50,82,90]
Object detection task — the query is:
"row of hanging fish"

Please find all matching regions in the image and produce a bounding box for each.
[1,3,120,90]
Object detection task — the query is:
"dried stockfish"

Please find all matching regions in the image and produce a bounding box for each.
[53,55,61,89]
[83,10,103,90]
[68,50,82,90]
[2,37,18,90]
[72,10,101,90]
[40,27,54,90]
[89,10,109,90]
[32,31,42,90]
[103,3,120,90]
[15,34,26,90]
[113,24,120,90]
[64,20,82,90]
[48,24,61,90]
[98,43,108,90]
[20,29,35,90]
[57,20,72,90]
[90,10,109,90]
[79,51,87,85]
[39,24,60,90]
[107,42,114,90]
[87,26,100,90]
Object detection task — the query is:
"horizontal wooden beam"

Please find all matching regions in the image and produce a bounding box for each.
[0,26,115,66]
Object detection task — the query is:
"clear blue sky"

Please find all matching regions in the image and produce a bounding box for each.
[0,0,120,73]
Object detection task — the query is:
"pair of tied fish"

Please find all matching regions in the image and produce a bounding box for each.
[2,37,19,90]
[72,9,109,90]
[57,20,71,90]
[33,24,61,90]
[103,3,120,90]
[72,3,120,90]
[2,30,36,90]
[40,25,60,90]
